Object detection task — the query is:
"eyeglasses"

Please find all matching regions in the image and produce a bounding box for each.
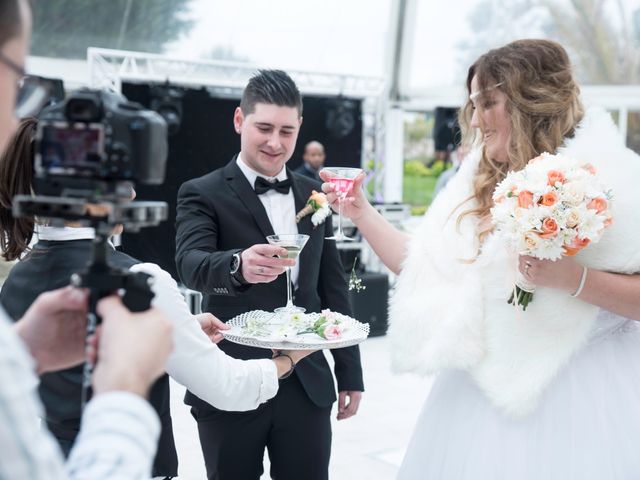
[0,50,53,118]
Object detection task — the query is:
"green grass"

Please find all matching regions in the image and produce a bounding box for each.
[403,175,438,209]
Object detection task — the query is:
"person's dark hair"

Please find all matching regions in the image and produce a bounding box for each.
[0,0,26,49]
[0,117,37,261]
[240,69,303,117]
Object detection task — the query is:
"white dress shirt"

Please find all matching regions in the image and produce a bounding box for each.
[0,308,160,480]
[236,153,300,286]
[36,226,279,411]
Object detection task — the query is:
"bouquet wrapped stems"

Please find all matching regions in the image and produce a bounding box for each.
[508,270,536,310]
[508,286,534,310]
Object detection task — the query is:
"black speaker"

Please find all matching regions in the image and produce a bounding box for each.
[434,106,460,152]
[349,272,388,337]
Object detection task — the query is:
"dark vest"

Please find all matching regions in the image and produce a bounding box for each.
[0,239,178,477]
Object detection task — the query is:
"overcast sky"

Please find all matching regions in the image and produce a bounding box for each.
[167,0,640,92]
[168,0,393,77]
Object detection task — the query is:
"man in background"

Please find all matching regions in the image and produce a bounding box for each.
[294,140,325,181]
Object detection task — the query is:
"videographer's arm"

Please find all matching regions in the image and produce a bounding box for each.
[67,296,173,479]
[0,292,171,480]
[0,308,71,479]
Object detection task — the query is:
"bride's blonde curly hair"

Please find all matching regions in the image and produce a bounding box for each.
[457,39,584,244]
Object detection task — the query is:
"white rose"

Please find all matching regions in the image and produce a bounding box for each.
[561,181,585,205]
[517,231,541,254]
[564,208,581,228]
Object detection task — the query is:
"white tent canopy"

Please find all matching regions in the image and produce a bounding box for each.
[26,0,640,203]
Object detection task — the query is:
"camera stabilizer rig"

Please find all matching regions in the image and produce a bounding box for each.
[14,194,168,406]
[12,88,171,406]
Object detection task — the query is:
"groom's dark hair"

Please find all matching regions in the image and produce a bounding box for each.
[240,69,303,118]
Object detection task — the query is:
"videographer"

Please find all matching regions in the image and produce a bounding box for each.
[0,1,175,478]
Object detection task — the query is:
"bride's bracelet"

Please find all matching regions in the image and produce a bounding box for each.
[570,266,588,298]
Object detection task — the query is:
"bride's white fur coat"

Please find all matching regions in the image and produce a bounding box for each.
[389,108,640,416]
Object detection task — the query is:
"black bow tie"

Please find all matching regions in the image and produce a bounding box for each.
[254,176,292,195]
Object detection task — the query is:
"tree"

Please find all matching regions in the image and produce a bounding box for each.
[458,0,640,85]
[539,0,640,84]
[31,0,195,59]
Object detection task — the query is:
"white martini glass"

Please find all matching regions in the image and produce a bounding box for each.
[266,233,310,313]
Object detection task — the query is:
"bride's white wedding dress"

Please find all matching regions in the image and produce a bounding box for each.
[398,310,640,479]
[388,110,640,479]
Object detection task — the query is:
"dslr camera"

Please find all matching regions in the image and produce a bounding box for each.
[13,89,168,230]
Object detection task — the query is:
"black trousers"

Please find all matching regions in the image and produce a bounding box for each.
[191,374,332,480]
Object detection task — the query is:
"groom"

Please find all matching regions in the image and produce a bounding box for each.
[175,69,364,480]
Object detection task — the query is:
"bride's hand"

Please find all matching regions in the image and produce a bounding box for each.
[319,170,369,221]
[519,255,583,293]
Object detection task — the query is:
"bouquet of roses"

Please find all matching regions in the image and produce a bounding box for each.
[491,152,613,310]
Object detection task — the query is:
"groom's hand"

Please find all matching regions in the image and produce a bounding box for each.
[337,390,362,421]
[241,244,296,284]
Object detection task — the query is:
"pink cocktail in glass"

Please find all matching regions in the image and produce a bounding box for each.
[330,177,356,198]
[322,167,362,241]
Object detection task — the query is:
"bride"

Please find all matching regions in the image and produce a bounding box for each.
[322,39,640,479]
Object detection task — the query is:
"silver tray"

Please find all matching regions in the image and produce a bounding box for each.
[221,310,370,350]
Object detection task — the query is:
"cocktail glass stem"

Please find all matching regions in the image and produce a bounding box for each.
[284,266,294,309]
[336,197,344,239]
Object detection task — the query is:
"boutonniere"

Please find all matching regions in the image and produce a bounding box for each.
[295,190,332,227]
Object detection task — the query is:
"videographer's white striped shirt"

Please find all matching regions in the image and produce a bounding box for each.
[0,308,160,480]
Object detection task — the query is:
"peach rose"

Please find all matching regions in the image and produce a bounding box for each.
[518,190,534,208]
[547,170,566,186]
[582,163,597,175]
[587,197,608,214]
[563,236,590,256]
[309,190,328,206]
[540,191,558,207]
[540,218,559,238]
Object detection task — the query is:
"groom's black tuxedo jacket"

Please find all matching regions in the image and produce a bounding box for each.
[175,157,364,409]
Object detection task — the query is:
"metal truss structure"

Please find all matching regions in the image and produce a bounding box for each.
[87,48,388,201]
[87,48,385,99]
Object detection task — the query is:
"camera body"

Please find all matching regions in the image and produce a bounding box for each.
[13,89,169,230]
[34,89,167,201]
